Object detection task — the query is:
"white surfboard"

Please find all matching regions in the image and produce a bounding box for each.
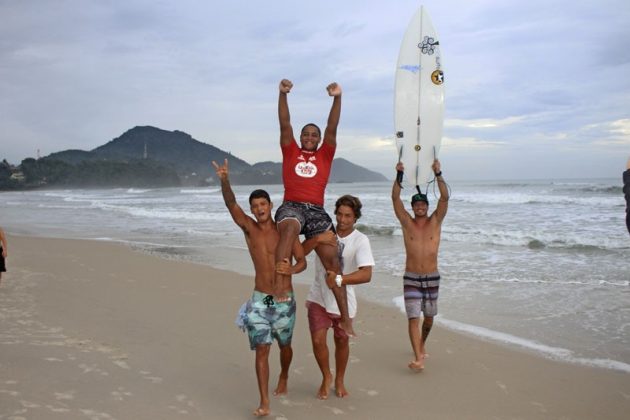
[394,6,445,192]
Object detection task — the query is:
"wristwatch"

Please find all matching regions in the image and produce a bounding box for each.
[335,274,343,287]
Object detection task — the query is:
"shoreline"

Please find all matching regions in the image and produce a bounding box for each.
[4,231,630,374]
[1,234,629,419]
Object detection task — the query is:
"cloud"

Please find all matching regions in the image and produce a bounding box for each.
[442,136,506,149]
[1,0,628,179]
[445,116,524,129]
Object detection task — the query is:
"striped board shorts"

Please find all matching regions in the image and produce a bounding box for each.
[403,271,440,318]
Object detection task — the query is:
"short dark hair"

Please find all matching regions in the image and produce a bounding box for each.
[334,194,362,219]
[249,189,271,205]
[301,123,322,138]
[411,193,429,205]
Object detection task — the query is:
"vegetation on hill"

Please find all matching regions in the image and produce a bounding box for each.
[1,126,387,190]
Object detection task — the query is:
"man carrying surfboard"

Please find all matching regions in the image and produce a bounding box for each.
[392,159,449,371]
[274,79,355,337]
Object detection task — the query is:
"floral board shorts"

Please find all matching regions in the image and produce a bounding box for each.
[244,290,296,350]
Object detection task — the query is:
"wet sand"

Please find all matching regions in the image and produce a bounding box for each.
[1,235,628,419]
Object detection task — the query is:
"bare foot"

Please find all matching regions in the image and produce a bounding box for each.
[335,379,349,398]
[408,359,424,372]
[253,406,270,417]
[317,374,333,400]
[273,376,288,396]
[340,318,356,338]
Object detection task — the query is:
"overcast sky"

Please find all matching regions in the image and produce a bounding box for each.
[1,0,629,180]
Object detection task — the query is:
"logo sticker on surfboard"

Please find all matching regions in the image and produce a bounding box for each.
[431,70,444,85]
[418,36,439,55]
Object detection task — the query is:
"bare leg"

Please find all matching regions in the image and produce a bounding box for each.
[333,334,350,398]
[254,344,271,416]
[274,220,300,297]
[273,343,292,396]
[420,316,434,356]
[311,328,333,399]
[407,318,424,371]
[315,242,355,337]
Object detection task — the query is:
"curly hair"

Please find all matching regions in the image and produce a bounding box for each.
[334,194,362,219]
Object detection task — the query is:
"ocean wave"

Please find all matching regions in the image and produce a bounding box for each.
[553,185,622,195]
[443,227,628,251]
[126,188,151,194]
[88,201,231,222]
[454,193,621,206]
[180,188,220,194]
[355,224,397,236]
[459,276,630,288]
[433,317,630,373]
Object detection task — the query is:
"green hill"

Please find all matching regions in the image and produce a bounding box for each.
[5,126,387,189]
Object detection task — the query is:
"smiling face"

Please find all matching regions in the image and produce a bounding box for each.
[299,124,321,151]
[411,200,428,218]
[250,197,272,223]
[335,204,357,236]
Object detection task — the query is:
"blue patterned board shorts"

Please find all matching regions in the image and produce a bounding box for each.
[245,290,296,350]
[403,271,440,318]
[275,201,334,239]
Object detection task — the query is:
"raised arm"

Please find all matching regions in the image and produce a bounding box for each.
[212,159,253,231]
[323,82,342,147]
[278,79,294,147]
[432,159,449,223]
[392,162,412,226]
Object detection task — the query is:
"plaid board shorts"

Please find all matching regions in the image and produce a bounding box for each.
[275,201,334,239]
[403,271,440,318]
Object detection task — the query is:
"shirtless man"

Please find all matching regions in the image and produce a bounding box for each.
[392,160,449,371]
[0,227,7,286]
[212,159,305,417]
[274,78,354,337]
[624,156,630,235]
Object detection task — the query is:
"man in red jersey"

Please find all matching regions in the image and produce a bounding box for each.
[273,78,354,337]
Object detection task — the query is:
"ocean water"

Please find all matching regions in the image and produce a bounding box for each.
[1,178,629,372]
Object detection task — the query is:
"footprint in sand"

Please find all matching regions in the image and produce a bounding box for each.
[166,394,199,415]
[0,389,20,397]
[358,388,379,397]
[140,370,164,384]
[323,405,344,415]
[79,408,115,419]
[531,401,548,413]
[78,363,109,376]
[54,391,75,401]
[279,398,308,407]
[111,387,133,401]
[496,381,508,394]
[46,405,71,413]
[111,357,130,370]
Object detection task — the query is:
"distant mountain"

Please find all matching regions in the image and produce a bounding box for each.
[329,158,387,183]
[251,159,387,183]
[43,126,387,186]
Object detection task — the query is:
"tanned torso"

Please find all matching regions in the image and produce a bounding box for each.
[244,223,291,296]
[402,216,441,274]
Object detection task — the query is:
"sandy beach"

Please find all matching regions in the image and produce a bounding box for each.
[1,235,628,419]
